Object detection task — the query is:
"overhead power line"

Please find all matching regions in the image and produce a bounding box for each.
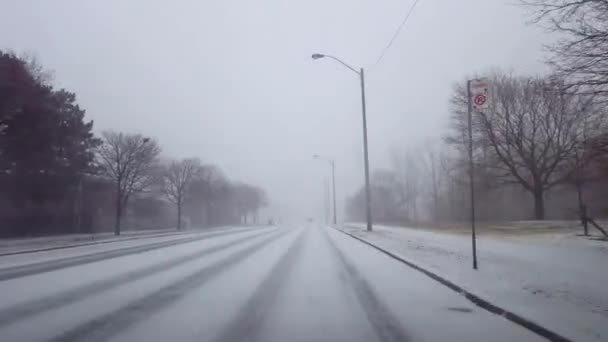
[372,0,422,68]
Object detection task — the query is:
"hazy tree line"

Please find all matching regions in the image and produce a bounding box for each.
[0,51,267,237]
[347,1,608,223]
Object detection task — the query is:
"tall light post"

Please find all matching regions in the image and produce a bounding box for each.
[314,154,337,225]
[323,178,330,224]
[312,53,372,231]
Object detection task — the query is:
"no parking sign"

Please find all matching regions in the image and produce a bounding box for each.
[469,79,490,111]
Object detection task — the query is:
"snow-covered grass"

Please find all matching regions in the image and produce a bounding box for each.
[343,223,608,342]
[384,220,606,236]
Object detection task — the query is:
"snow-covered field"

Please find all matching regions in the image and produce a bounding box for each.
[343,223,608,342]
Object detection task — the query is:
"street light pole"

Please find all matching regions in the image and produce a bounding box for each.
[359,68,372,232]
[312,53,373,231]
[314,155,338,225]
[330,160,337,225]
[323,178,330,224]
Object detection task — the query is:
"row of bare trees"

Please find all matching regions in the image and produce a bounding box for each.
[347,1,608,224]
[0,50,269,237]
[96,131,268,235]
[448,73,607,219]
[347,72,608,223]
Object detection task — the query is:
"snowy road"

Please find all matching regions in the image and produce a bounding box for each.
[0,225,545,342]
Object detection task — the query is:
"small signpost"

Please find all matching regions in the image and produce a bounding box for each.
[466,78,490,270]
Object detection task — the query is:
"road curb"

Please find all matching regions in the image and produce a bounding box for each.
[331,226,572,342]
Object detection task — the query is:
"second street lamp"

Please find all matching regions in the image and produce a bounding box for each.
[312,53,373,231]
[314,154,337,225]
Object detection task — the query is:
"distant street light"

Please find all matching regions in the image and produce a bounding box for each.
[314,154,337,225]
[311,53,373,231]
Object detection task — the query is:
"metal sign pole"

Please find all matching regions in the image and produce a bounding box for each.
[467,80,478,270]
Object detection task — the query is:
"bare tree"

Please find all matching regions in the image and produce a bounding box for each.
[161,158,201,230]
[387,141,457,222]
[372,169,405,222]
[183,165,256,227]
[523,0,608,97]
[253,187,269,224]
[420,141,446,221]
[450,73,603,219]
[232,183,268,224]
[589,133,608,177]
[438,148,467,221]
[97,131,161,235]
[190,165,227,224]
[390,147,422,221]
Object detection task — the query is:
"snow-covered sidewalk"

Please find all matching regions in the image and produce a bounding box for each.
[342,224,608,342]
[0,228,186,255]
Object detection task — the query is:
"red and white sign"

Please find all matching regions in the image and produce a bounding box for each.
[474,94,487,106]
[470,79,490,110]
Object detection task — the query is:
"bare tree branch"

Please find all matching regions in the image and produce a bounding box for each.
[523,0,608,97]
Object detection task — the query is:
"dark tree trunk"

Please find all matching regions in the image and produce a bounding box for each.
[114,184,122,235]
[114,200,122,235]
[575,178,589,235]
[432,191,439,221]
[177,199,182,230]
[533,186,545,220]
[205,201,212,227]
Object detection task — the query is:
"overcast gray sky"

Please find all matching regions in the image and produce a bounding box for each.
[1,0,551,222]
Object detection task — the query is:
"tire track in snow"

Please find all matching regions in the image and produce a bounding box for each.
[213,227,309,342]
[47,229,289,342]
[322,227,411,342]
[0,229,273,327]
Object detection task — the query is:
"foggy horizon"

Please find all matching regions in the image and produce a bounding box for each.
[1,0,552,222]
[2,1,607,341]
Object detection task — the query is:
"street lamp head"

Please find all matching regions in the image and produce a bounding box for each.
[313,154,320,159]
[311,53,325,60]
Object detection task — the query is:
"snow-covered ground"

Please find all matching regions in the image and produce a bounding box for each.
[343,223,608,342]
[0,226,261,271]
[0,226,251,255]
[0,228,183,255]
